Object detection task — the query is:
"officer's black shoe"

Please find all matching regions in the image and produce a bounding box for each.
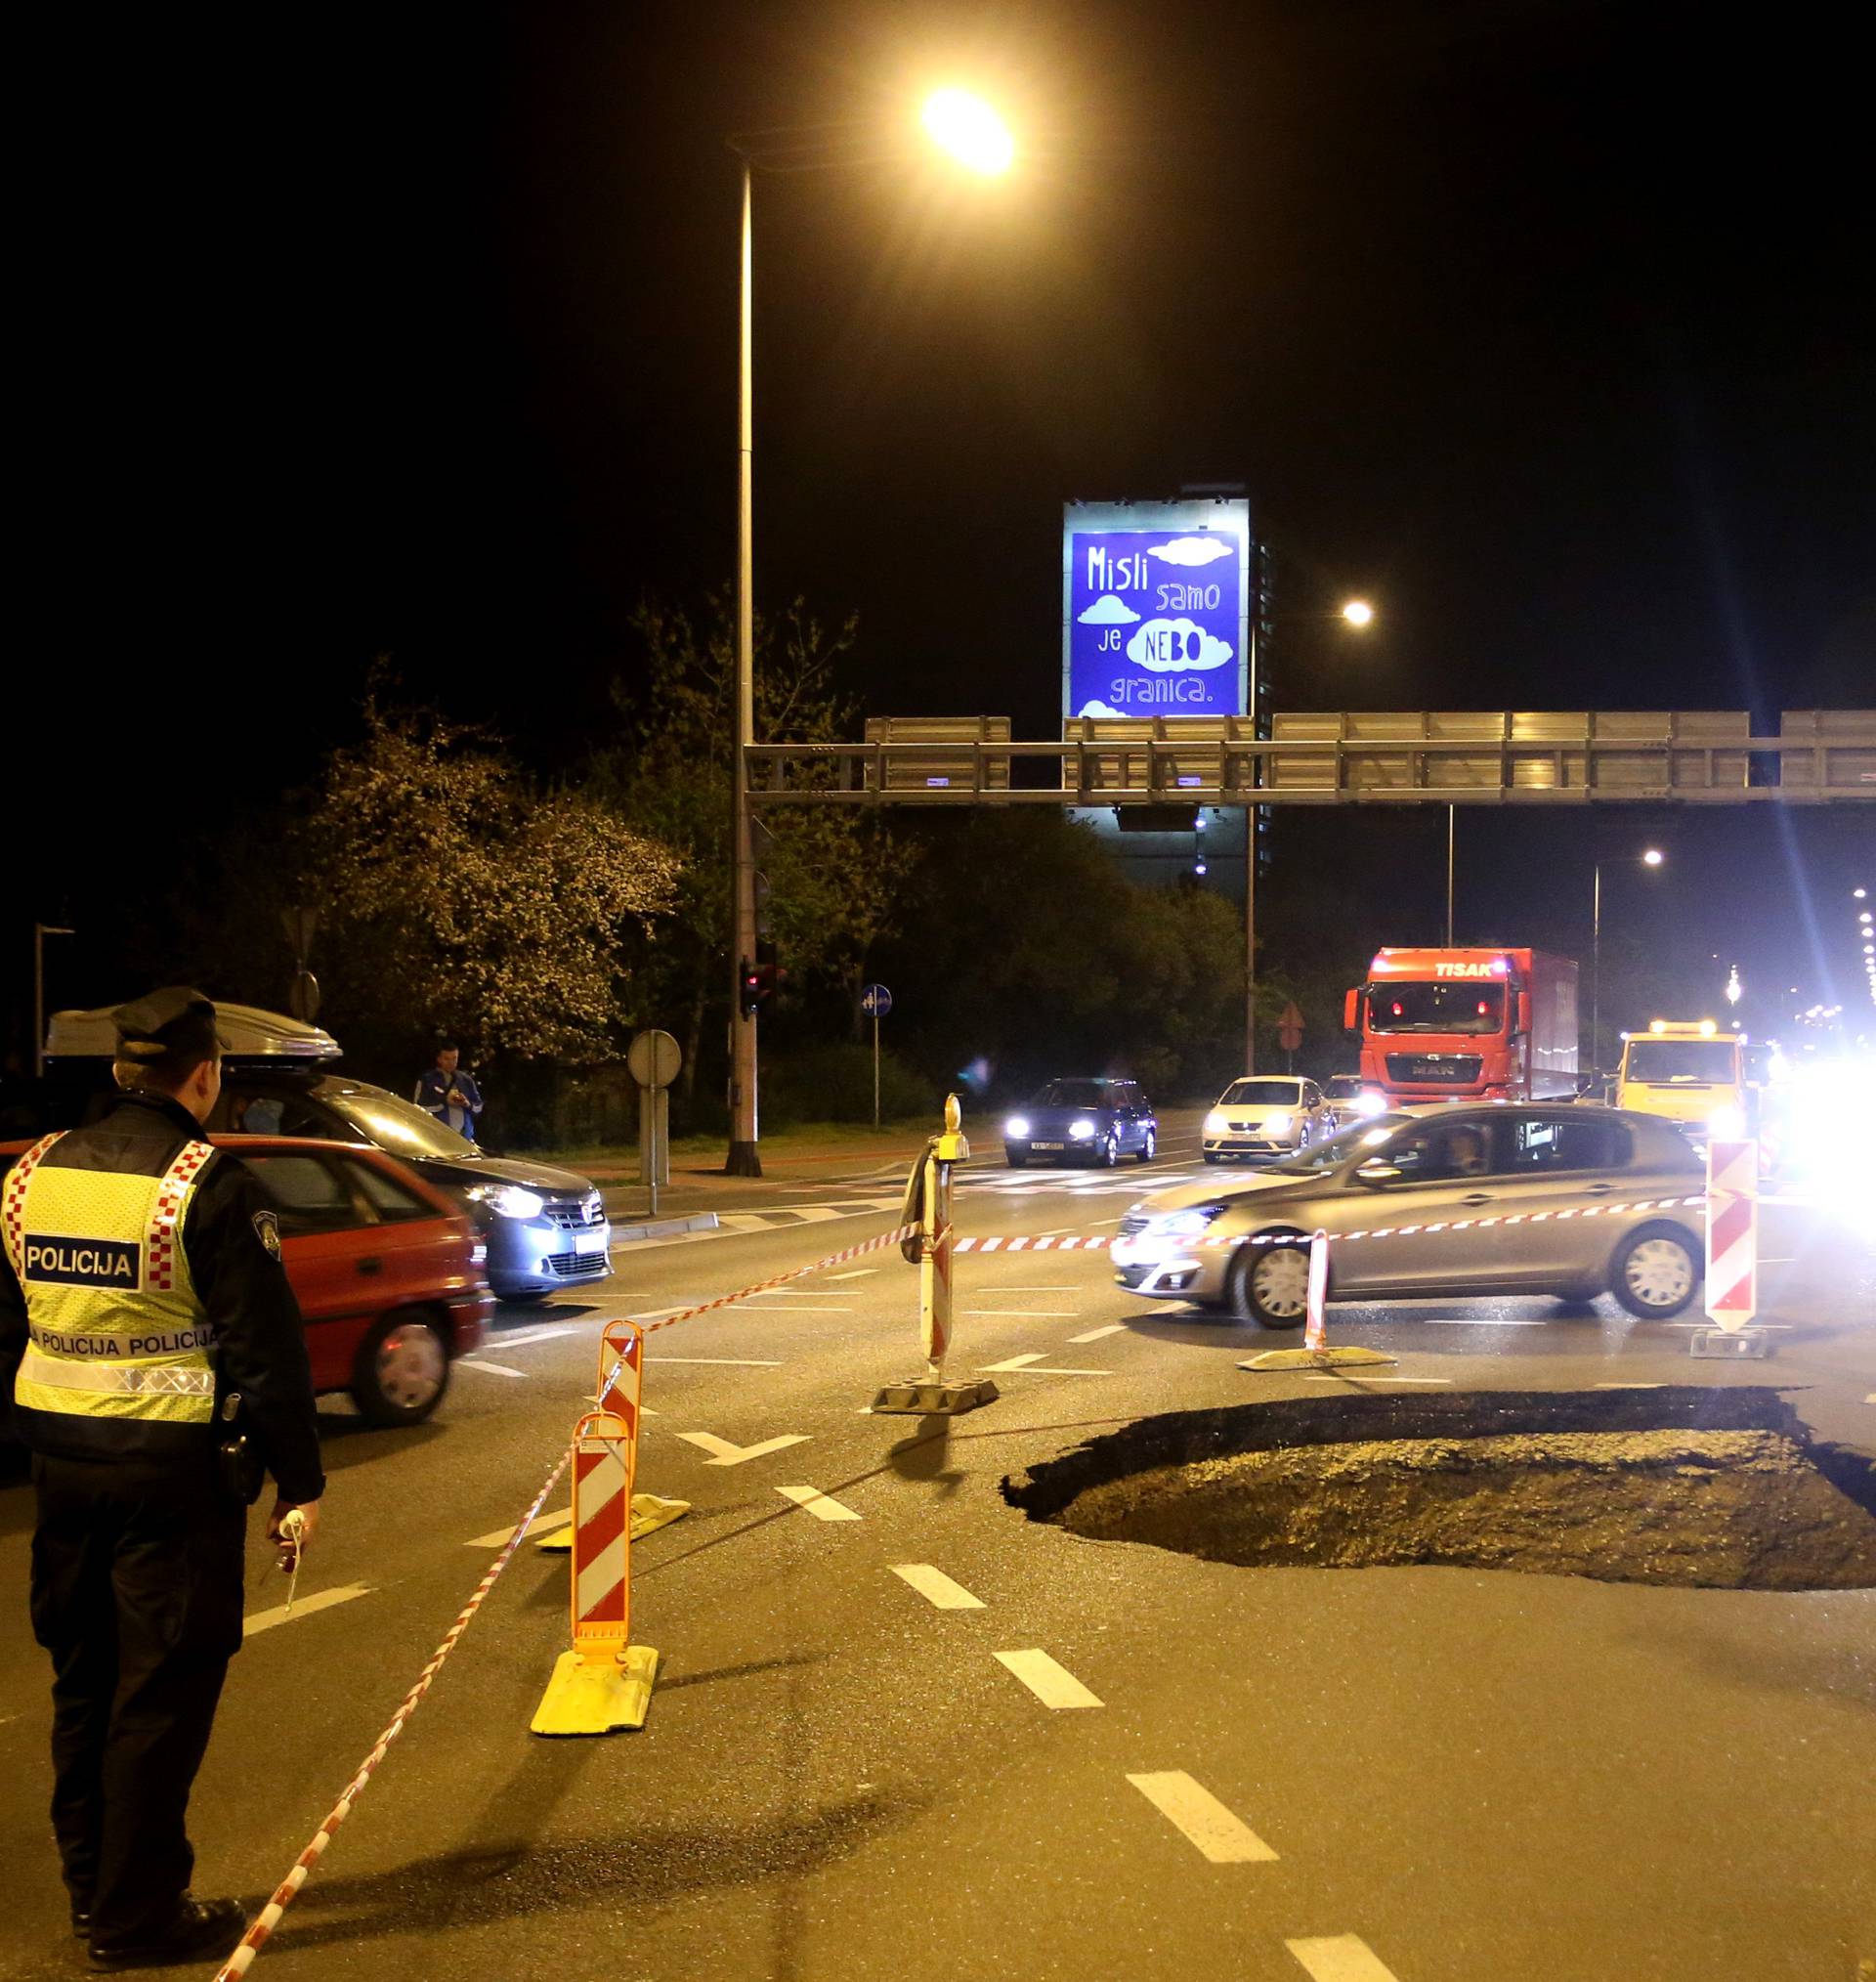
[88,1896,247,1970]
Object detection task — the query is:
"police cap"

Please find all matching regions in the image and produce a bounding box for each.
[112,987,226,1064]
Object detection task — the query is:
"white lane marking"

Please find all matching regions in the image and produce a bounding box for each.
[485,1322,583,1350]
[994,1649,1102,1708]
[678,1431,811,1466]
[1303,1374,1452,1385]
[1419,1318,1549,1327]
[891,1564,986,1610]
[730,1304,852,1314]
[651,1356,783,1366]
[1068,1322,1127,1343]
[1127,1771,1278,1863]
[992,1285,1081,1292]
[1865,1394,1875,1405]
[459,1358,528,1378]
[1086,1216,1125,1227]
[1665,1320,1793,1329]
[979,1353,1045,1371]
[1285,1934,1403,1982]
[963,1310,1082,1318]
[826,1269,877,1280]
[744,1288,839,1297]
[244,1583,372,1637]
[776,1485,861,1522]
[991,1364,1111,1377]
[466,1506,571,1548]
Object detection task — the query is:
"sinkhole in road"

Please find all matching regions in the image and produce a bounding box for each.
[1003,1387,1876,1590]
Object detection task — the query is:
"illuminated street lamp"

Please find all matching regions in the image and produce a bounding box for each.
[724,94,1014,1174]
[1341,597,1375,628]
[1591,849,1666,1073]
[1726,965,1742,1007]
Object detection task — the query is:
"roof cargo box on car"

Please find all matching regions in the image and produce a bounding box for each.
[46,1002,342,1065]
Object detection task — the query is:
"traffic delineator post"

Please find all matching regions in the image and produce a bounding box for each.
[531,1404,659,1736]
[1240,1229,1396,1374]
[1690,1139,1769,1358]
[873,1095,998,1415]
[536,1319,690,1550]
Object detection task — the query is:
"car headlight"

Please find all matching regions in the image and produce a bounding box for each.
[1707,1104,1746,1141]
[1069,1119,1096,1140]
[1266,1112,1292,1134]
[1204,1110,1227,1134]
[467,1184,545,1220]
[1155,1202,1227,1236]
[1354,1089,1386,1117]
[1004,1116,1031,1139]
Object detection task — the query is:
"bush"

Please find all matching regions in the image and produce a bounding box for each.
[759,1043,936,1129]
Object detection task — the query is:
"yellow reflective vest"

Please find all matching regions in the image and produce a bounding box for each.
[3,1132,219,1426]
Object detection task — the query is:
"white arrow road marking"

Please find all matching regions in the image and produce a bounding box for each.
[892,1564,985,1611]
[994,1650,1102,1708]
[466,1506,571,1548]
[678,1431,812,1466]
[1127,1772,1278,1863]
[459,1358,528,1378]
[775,1485,860,1522]
[1284,1935,1403,1981]
[1068,1323,1127,1343]
[244,1583,372,1638]
[978,1356,1111,1376]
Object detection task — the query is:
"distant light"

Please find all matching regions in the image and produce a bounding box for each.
[1176,775,1203,788]
[1341,598,1375,628]
[1193,860,1208,877]
[1642,847,1665,867]
[1855,887,1868,898]
[1725,967,1742,1006]
[920,90,1015,174]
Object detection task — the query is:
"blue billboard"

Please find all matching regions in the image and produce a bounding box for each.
[1062,498,1252,726]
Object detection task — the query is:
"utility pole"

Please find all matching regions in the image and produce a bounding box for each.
[728,160,761,1176]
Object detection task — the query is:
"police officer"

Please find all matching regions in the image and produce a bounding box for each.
[0,988,324,1970]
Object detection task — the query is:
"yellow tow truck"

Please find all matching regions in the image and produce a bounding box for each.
[1614,1018,1750,1150]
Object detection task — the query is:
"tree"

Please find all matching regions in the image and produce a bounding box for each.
[302,700,679,1064]
[596,593,916,1110]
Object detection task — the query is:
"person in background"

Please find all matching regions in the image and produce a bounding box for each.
[414,1041,482,1141]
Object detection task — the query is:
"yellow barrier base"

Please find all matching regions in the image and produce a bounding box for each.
[531,1643,660,1737]
[1238,1346,1398,1373]
[536,1494,693,1553]
[870,1376,999,1415]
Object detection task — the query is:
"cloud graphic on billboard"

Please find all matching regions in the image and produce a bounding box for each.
[1148,536,1235,568]
[1076,592,1141,625]
[1075,699,1130,718]
[1127,618,1235,671]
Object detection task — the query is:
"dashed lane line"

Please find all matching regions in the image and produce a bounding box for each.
[459,1358,528,1378]
[482,1322,583,1350]
[1126,1771,1278,1863]
[1285,1935,1404,1982]
[467,1507,571,1549]
[775,1485,861,1522]
[650,1356,784,1366]
[994,1649,1102,1708]
[990,1284,1081,1292]
[979,1353,1046,1371]
[677,1431,812,1466]
[891,1564,986,1611]
[244,1583,373,1638]
[1419,1318,1549,1327]
[1068,1323,1127,1343]
[963,1310,1083,1319]
[729,1304,853,1314]
[978,1355,1111,1377]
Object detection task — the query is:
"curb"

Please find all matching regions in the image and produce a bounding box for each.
[608,1212,719,1243]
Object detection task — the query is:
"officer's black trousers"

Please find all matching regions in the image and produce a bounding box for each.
[29,1453,246,1941]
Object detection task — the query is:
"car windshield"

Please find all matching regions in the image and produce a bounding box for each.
[324,1084,481,1158]
[1367,983,1505,1035]
[1623,1040,1738,1084]
[1266,1113,1415,1173]
[1035,1080,1108,1108]
[1324,1077,1364,1099]
[1219,1079,1300,1106]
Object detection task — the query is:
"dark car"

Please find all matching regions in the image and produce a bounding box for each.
[16,1004,612,1304]
[1002,1078,1158,1168]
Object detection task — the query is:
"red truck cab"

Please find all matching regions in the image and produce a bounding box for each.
[1343,947,1580,1103]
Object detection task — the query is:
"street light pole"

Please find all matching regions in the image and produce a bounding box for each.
[728,160,761,1177]
[1591,860,1603,1076]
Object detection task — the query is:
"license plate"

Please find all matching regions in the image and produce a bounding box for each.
[1033,1141,1066,1151]
[576,1230,609,1255]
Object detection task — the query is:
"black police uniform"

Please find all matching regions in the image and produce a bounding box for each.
[0,992,323,1964]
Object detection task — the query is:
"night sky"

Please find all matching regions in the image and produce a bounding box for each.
[16,1,1872,1047]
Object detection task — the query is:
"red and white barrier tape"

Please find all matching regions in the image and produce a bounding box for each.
[223,1214,920,1977]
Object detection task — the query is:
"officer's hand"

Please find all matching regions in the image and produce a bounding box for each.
[268,1498,321,1551]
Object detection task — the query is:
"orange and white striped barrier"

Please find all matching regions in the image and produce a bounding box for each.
[531,1406,659,1735]
[1303,1228,1330,1353]
[1240,1228,1394,1375]
[1692,1141,1767,1357]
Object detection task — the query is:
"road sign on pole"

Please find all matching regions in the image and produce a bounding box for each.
[861,985,892,1127]
[627,1031,682,1215]
[1278,1000,1304,1067]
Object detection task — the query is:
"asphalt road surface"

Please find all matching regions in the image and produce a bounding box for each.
[3,1119,1872,1981]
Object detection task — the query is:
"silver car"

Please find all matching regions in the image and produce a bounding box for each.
[1113,1103,1708,1325]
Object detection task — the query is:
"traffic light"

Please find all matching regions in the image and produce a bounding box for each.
[738,941,783,1018]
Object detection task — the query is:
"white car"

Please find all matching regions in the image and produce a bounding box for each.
[1202,1076,1335,1163]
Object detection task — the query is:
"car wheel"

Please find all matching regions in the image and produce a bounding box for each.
[1203,1152,1221,1165]
[1137,1127,1157,1163]
[1229,1231,1311,1328]
[1099,1133,1120,1168]
[352,1311,450,1427]
[1607,1223,1700,1320]
[1005,1147,1028,1168]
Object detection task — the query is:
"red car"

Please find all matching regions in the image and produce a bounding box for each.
[1,1134,489,1428]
